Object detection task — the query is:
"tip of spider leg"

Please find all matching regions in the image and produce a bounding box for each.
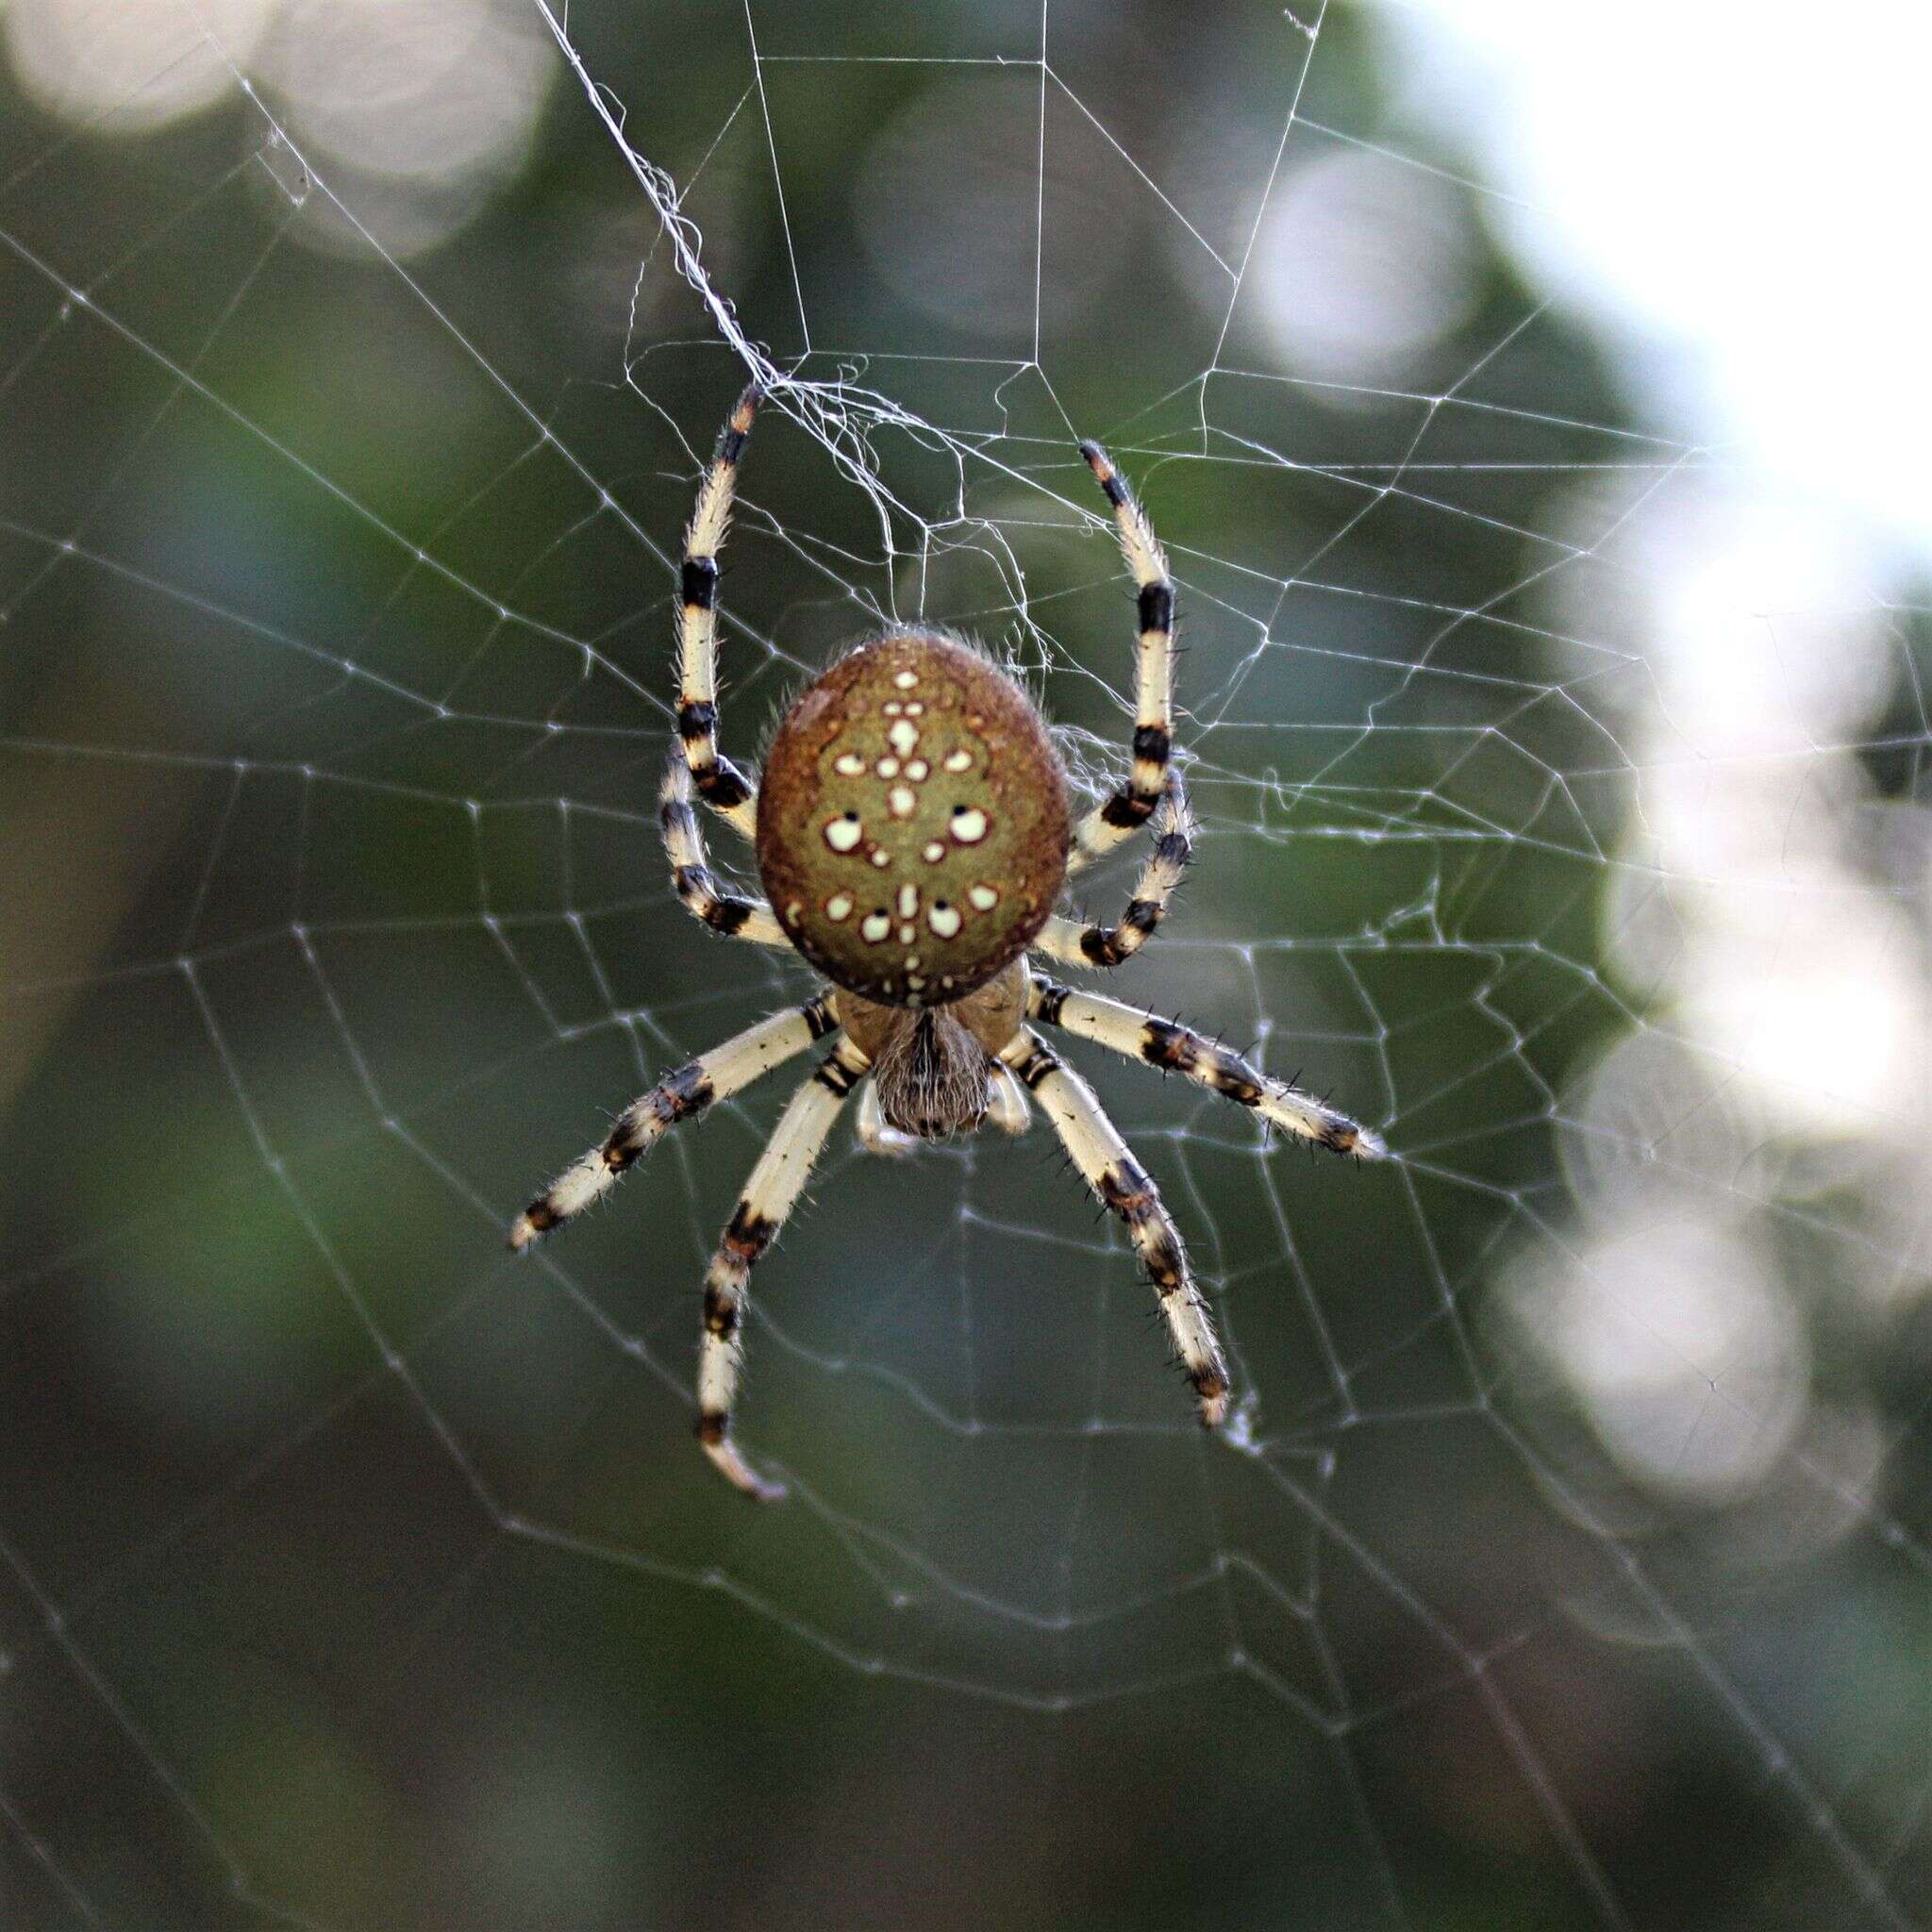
[507,1212,541,1253]
[730,382,761,431]
[700,1426,789,1503]
[1352,1124,1389,1161]
[723,1456,790,1505]
[1077,438,1112,478]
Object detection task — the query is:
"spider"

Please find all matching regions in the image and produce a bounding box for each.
[509,387,1386,1500]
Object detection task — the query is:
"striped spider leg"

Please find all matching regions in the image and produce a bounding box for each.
[999,1028,1231,1426]
[659,756,789,946]
[1072,438,1178,868]
[1032,783,1193,973]
[697,1036,870,1500]
[1029,441,1192,974]
[509,995,838,1249]
[508,1000,858,1501]
[1030,979,1385,1158]
[676,384,762,840]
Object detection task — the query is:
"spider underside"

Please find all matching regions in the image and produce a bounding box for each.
[510,388,1386,1500]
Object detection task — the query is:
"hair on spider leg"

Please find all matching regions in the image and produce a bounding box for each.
[1027,1135,1088,1201]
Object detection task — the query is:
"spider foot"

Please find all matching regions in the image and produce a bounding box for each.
[507,1206,552,1253]
[1077,438,1122,499]
[1193,1366,1230,1429]
[697,1415,789,1503]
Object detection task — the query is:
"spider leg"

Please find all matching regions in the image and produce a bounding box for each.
[698,1036,869,1500]
[1069,438,1177,872]
[1000,1029,1229,1426]
[660,758,791,947]
[1029,979,1386,1158]
[1031,784,1192,972]
[508,994,837,1250]
[677,384,761,841]
[987,1061,1032,1136]
[855,1077,918,1158]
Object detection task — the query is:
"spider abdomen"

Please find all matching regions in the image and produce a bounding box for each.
[756,631,1070,1006]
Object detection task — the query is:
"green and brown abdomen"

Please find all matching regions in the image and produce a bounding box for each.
[757,632,1070,1006]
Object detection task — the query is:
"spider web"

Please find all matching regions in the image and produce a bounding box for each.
[3,2,1929,1926]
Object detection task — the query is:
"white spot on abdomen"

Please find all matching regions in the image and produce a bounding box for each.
[942,748,973,774]
[927,903,962,939]
[860,911,891,942]
[834,753,866,776]
[824,814,862,853]
[893,669,918,690]
[889,786,916,818]
[825,893,854,922]
[950,807,989,844]
[888,719,919,757]
[897,884,919,918]
[968,884,999,911]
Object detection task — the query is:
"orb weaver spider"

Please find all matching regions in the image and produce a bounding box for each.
[511,387,1385,1499]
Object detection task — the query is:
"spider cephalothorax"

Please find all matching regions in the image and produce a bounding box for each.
[511,385,1386,1502]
